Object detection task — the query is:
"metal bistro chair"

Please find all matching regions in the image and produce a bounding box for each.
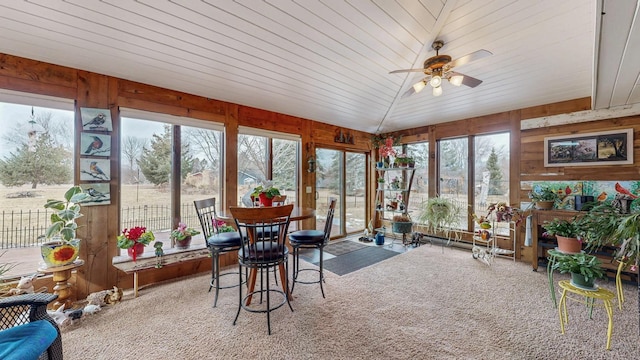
[289,198,336,298]
[0,293,62,360]
[230,204,294,335]
[194,197,244,307]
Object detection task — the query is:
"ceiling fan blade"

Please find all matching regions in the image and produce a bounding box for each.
[449,72,483,88]
[389,68,427,74]
[449,49,492,68]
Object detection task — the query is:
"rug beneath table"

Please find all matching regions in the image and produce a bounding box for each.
[317,246,398,276]
[322,240,368,256]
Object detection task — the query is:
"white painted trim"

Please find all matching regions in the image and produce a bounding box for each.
[521,102,640,130]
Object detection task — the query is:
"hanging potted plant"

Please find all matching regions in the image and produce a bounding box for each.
[552,252,606,289]
[170,222,200,249]
[40,186,91,268]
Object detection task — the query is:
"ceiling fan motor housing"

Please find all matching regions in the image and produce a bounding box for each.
[423,55,451,71]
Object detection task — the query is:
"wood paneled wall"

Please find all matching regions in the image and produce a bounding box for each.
[0,52,635,294]
[0,53,370,298]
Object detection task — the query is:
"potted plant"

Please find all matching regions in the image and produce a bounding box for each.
[40,186,91,268]
[542,218,582,254]
[251,183,281,207]
[394,154,412,168]
[170,222,200,249]
[552,252,606,289]
[416,197,460,240]
[529,186,559,210]
[391,213,413,234]
[117,226,155,261]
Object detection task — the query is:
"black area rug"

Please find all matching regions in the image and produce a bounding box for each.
[323,240,368,256]
[318,246,399,276]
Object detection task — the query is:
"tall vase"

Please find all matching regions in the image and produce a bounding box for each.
[127,242,145,261]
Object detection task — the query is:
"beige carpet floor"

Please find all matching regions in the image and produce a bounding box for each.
[61,243,639,359]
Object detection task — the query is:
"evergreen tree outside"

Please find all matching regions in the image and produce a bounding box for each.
[0,108,72,190]
[486,147,504,195]
[138,125,194,186]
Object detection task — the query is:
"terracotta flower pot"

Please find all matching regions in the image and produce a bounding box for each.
[535,201,555,210]
[556,236,582,254]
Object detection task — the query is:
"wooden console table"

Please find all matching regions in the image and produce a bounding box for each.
[531,209,579,271]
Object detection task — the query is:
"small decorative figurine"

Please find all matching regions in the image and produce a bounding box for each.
[154,241,164,268]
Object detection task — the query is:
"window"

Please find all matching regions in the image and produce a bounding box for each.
[406,142,429,221]
[473,132,510,234]
[0,91,74,278]
[120,109,223,254]
[438,137,469,230]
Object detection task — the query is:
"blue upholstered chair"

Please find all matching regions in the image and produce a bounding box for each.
[0,293,62,360]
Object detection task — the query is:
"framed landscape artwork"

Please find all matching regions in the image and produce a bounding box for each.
[544,129,633,167]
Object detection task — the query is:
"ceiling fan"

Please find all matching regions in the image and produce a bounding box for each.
[390,40,492,97]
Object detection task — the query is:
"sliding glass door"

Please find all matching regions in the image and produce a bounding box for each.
[315,148,366,237]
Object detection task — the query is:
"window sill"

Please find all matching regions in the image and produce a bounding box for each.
[112,244,209,273]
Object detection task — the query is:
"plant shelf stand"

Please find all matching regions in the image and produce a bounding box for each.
[374,167,416,247]
[472,219,516,266]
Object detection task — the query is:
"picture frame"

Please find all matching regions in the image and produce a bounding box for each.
[80,158,110,181]
[80,132,111,157]
[544,129,633,167]
[79,182,111,206]
[80,107,113,132]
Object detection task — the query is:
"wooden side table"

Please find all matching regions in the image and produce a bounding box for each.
[37,259,84,309]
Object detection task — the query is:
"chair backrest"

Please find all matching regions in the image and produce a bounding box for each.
[271,195,287,206]
[323,198,337,242]
[193,197,222,239]
[230,204,294,262]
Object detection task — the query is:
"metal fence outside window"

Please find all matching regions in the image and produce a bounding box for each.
[1,203,201,249]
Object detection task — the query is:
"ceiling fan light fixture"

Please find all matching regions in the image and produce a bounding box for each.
[429,75,442,88]
[432,86,443,97]
[413,80,426,93]
[449,75,464,87]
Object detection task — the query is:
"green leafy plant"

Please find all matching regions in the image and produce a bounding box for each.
[251,184,281,199]
[579,202,623,250]
[610,212,640,272]
[528,187,559,203]
[43,186,91,241]
[170,222,200,241]
[417,197,460,238]
[117,226,156,249]
[552,252,605,284]
[542,218,581,238]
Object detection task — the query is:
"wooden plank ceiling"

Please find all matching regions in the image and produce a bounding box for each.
[0,0,638,133]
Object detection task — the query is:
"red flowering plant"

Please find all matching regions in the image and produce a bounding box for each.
[117,226,155,260]
[214,219,235,233]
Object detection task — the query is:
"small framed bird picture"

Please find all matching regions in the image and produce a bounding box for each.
[80,107,113,132]
[80,133,111,157]
[80,158,111,181]
[79,182,111,206]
